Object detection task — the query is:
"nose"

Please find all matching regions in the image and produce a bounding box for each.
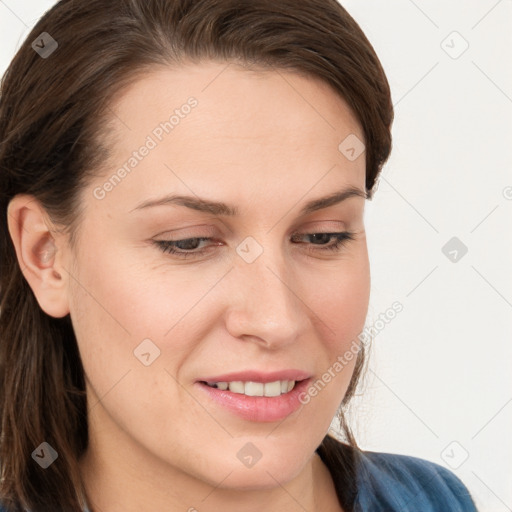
[224,248,311,350]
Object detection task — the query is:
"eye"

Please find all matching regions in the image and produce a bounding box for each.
[152,231,356,259]
[153,237,217,258]
[290,231,356,252]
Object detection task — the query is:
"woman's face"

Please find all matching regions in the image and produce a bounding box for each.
[68,61,370,491]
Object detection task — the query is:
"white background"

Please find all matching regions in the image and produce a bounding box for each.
[1,1,511,511]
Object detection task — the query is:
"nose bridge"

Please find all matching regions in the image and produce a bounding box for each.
[225,243,307,346]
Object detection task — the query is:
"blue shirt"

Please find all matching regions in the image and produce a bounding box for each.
[0,449,478,511]
[353,450,478,511]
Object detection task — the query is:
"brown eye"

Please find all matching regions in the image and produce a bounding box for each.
[154,237,214,258]
[291,231,355,252]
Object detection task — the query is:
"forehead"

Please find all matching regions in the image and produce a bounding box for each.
[108,61,363,140]
[85,61,366,216]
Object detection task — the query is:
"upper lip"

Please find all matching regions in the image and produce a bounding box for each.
[198,369,311,383]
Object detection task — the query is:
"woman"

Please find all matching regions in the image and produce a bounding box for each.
[0,0,479,511]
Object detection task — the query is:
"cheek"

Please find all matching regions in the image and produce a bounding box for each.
[304,250,370,350]
[69,237,212,342]
[67,243,227,404]
[290,250,369,411]
[67,253,211,445]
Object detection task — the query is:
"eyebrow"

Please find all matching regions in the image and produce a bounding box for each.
[129,185,367,216]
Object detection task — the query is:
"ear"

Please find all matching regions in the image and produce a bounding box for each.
[7,194,71,318]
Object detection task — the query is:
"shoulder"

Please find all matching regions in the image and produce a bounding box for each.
[354,449,478,511]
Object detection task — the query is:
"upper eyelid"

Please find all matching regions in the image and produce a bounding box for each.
[157,230,349,242]
[155,219,349,238]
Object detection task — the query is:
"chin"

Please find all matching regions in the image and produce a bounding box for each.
[218,464,303,490]
[209,439,313,489]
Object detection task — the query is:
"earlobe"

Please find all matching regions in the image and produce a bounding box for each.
[6,194,71,318]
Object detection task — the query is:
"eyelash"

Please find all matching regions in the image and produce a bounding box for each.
[153,231,356,259]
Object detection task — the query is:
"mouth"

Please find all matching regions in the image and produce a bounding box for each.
[195,370,312,422]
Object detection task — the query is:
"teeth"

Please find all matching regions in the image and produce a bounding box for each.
[206,380,297,396]
[229,381,245,394]
[264,381,281,397]
[245,382,264,396]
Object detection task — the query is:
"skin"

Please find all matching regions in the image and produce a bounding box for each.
[7,61,370,512]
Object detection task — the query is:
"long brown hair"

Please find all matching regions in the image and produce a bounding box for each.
[0,1,393,510]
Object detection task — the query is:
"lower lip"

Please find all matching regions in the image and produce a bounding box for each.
[196,379,311,422]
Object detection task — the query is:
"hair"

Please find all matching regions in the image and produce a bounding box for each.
[0,0,393,510]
